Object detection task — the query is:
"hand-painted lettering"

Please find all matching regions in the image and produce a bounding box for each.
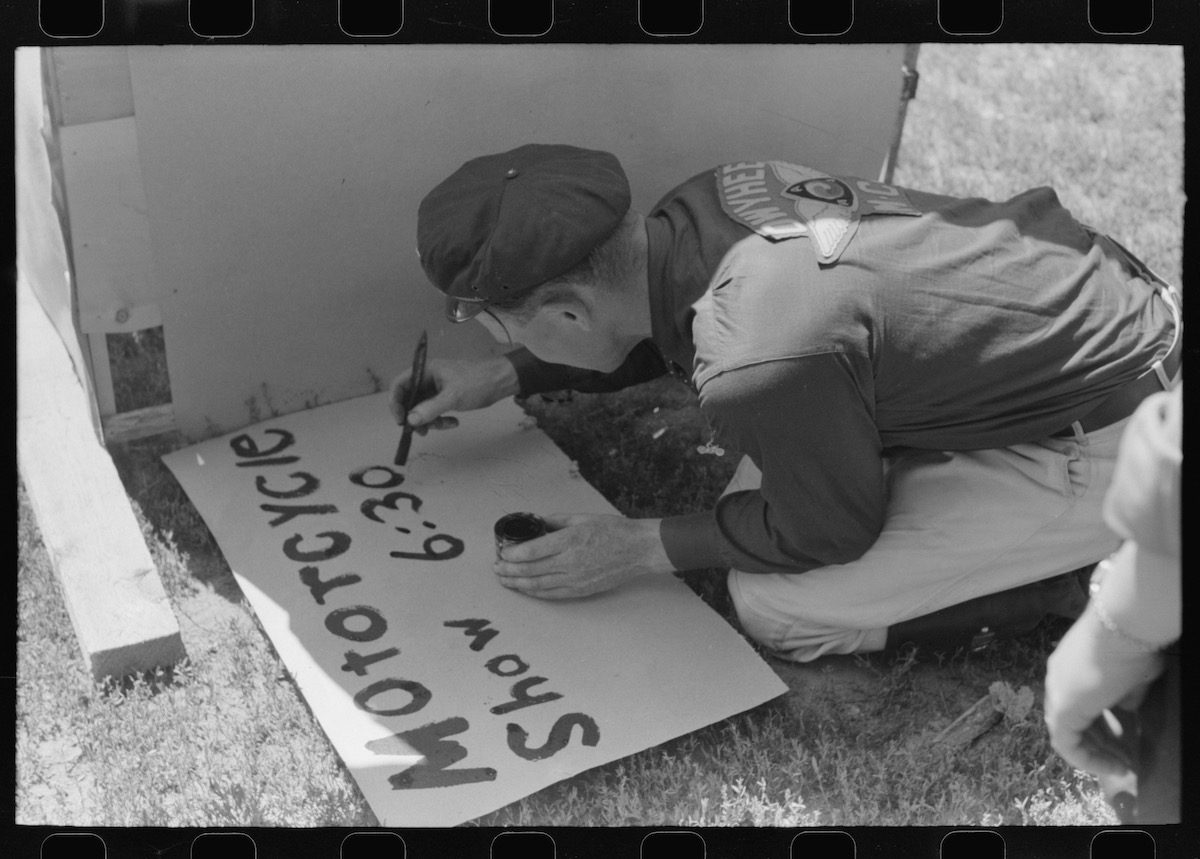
[489,676,563,715]
[283,530,352,562]
[361,490,423,523]
[390,534,465,562]
[367,717,498,790]
[236,455,301,468]
[724,181,769,200]
[728,196,772,214]
[260,502,338,528]
[353,677,432,717]
[485,654,529,678]
[342,647,400,677]
[723,168,764,187]
[254,471,320,499]
[348,465,407,489]
[230,428,295,459]
[443,618,499,652]
[325,605,388,643]
[742,206,790,226]
[506,713,600,762]
[299,565,362,605]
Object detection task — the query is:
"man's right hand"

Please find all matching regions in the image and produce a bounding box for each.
[389,355,522,432]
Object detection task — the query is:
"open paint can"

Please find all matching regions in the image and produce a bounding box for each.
[494,512,549,552]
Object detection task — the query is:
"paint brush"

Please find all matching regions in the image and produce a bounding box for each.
[394,329,428,466]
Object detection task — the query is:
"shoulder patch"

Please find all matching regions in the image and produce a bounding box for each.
[715,161,922,264]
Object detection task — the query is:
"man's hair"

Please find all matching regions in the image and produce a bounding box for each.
[487,210,641,321]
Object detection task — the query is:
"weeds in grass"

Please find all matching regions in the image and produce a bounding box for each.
[17,477,373,827]
[473,645,1116,827]
[69,630,370,827]
[520,376,739,522]
[521,376,739,614]
[107,327,172,412]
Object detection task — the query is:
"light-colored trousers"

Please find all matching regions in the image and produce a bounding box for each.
[727,418,1132,662]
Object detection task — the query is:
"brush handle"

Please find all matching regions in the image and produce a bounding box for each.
[394,331,428,466]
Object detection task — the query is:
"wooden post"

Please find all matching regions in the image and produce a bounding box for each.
[879,43,921,184]
[17,276,186,682]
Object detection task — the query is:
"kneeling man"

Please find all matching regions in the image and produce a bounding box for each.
[394,144,1181,663]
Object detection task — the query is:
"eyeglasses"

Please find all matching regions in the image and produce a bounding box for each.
[444,295,491,323]
[444,296,514,347]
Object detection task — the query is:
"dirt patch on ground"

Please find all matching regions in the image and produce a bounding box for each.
[766,647,1033,748]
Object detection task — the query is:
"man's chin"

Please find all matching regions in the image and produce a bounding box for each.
[597,348,637,374]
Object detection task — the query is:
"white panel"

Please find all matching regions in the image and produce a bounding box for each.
[59,116,160,333]
[49,46,135,127]
[123,45,906,438]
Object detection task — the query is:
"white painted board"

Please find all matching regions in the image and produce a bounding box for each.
[15,48,97,429]
[58,116,159,334]
[18,275,185,681]
[49,46,134,127]
[162,393,786,826]
[112,44,907,438]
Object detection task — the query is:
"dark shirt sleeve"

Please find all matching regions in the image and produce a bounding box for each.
[505,339,669,397]
[660,351,885,574]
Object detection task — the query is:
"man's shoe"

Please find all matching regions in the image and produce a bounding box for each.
[883,566,1094,653]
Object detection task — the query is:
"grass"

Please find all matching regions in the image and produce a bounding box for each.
[517,380,740,613]
[15,43,1182,828]
[107,328,172,413]
[471,633,1117,827]
[895,43,1182,286]
[16,477,371,828]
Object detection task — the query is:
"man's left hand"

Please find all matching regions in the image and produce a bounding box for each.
[493,514,674,599]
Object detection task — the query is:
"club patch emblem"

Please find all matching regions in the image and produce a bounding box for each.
[784,178,855,208]
[715,160,922,264]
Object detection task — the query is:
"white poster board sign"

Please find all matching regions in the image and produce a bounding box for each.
[162,394,786,825]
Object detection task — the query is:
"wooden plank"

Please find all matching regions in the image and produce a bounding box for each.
[102,404,177,444]
[85,332,118,419]
[880,44,921,184]
[17,48,102,436]
[49,47,135,127]
[17,276,186,683]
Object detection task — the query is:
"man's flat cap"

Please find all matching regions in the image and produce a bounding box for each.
[417,144,630,319]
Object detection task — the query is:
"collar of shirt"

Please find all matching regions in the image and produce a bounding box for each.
[644,209,701,382]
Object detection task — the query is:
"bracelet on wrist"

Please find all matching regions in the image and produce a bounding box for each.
[1088,560,1166,654]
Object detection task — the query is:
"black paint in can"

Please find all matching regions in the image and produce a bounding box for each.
[494,512,549,552]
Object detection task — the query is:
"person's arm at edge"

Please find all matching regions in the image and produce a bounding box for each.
[1093,388,1182,647]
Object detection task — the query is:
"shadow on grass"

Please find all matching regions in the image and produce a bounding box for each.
[519,376,741,617]
[109,433,248,607]
[98,661,194,699]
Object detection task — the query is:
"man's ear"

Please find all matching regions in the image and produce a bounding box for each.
[540,286,594,330]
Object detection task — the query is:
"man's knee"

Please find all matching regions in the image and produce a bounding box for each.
[727,568,887,661]
[726,568,783,647]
